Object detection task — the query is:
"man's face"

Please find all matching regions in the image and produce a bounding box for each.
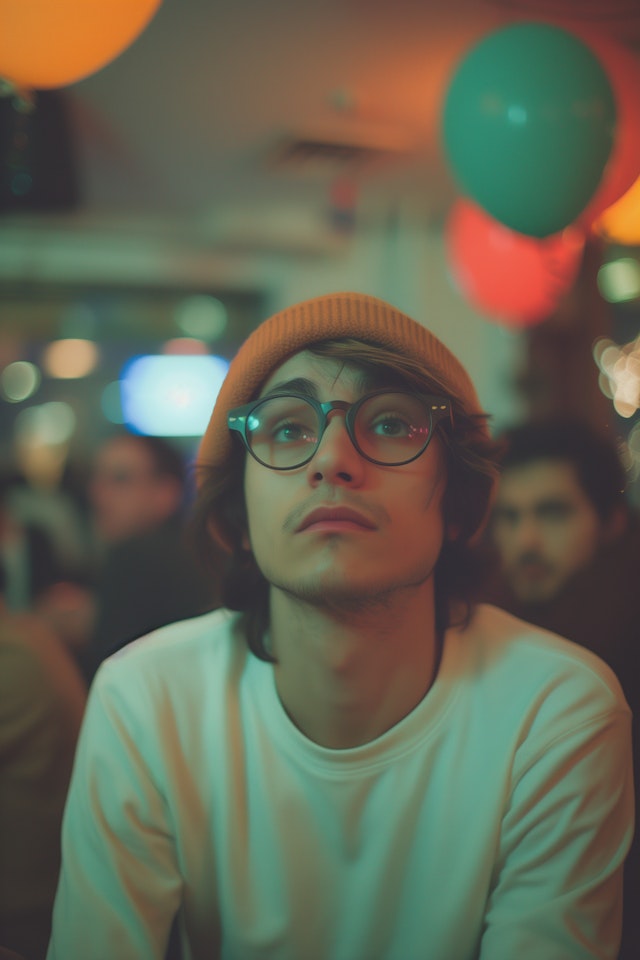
[492,459,604,603]
[89,437,173,543]
[242,351,449,609]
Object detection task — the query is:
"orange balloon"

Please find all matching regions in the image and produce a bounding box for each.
[595,175,640,246]
[0,0,162,89]
[446,198,585,327]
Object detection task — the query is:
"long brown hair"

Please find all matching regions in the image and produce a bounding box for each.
[192,339,500,661]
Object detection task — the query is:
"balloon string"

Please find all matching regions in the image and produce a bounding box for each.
[0,78,35,114]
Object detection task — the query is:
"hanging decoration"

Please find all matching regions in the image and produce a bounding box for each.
[441,22,616,238]
[445,198,585,327]
[0,0,162,90]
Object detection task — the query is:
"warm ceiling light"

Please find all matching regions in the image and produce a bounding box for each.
[42,339,99,378]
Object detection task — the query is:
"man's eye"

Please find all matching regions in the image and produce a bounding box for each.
[493,509,519,527]
[538,504,573,522]
[272,420,312,443]
[371,416,411,437]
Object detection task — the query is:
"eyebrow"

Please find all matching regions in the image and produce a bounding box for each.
[259,369,391,401]
[494,496,576,516]
[259,377,320,400]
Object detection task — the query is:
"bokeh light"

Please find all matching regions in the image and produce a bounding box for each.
[593,335,640,418]
[175,295,228,341]
[42,338,100,378]
[162,338,210,356]
[15,401,77,445]
[14,400,77,488]
[597,258,640,304]
[1,360,41,402]
[120,354,229,436]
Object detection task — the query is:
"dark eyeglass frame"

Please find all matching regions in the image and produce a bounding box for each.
[227,389,453,470]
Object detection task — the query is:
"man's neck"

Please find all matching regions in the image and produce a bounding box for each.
[268,583,441,750]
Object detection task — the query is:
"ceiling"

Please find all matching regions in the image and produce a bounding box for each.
[0,0,639,461]
[1,0,640,289]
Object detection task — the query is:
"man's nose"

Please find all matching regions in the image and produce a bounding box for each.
[513,514,543,549]
[306,413,364,486]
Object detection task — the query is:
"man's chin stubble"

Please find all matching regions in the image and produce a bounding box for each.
[272,571,435,617]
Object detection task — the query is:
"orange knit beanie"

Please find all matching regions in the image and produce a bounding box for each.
[197,291,485,470]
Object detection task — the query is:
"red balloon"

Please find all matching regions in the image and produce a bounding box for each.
[445,198,585,327]
[558,28,640,226]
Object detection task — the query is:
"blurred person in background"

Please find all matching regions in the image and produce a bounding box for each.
[83,431,215,680]
[0,474,61,614]
[0,472,96,671]
[481,417,640,959]
[6,468,91,589]
[0,560,87,960]
[483,418,637,678]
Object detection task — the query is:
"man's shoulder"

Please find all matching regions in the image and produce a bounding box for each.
[460,603,629,716]
[95,607,242,691]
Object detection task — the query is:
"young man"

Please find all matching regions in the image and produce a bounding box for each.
[47,293,633,960]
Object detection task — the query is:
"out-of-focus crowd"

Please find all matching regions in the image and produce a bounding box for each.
[0,432,216,960]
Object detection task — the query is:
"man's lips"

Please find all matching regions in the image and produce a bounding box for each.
[295,506,378,533]
[512,558,553,580]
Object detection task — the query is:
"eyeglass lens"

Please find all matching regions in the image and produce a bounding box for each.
[245,393,434,468]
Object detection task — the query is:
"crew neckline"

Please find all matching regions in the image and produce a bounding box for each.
[248,615,468,776]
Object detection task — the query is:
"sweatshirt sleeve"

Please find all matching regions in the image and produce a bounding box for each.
[47,662,182,960]
[479,699,634,960]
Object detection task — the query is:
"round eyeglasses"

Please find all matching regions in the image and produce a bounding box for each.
[227,390,453,470]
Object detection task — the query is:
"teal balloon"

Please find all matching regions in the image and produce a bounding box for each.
[441,22,616,237]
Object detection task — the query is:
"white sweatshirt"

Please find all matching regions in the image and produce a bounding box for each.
[48,604,633,960]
